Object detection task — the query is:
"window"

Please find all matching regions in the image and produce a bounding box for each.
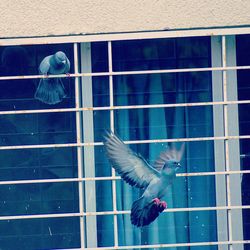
[0,30,249,249]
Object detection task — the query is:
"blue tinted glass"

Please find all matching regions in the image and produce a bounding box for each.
[237,34,250,243]
[92,76,109,107]
[112,38,176,71]
[0,217,80,249]
[112,37,210,72]
[0,44,80,249]
[114,106,213,141]
[93,37,217,248]
[117,211,218,247]
[91,42,108,73]
[0,44,75,111]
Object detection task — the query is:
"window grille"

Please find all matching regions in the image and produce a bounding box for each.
[0,28,250,250]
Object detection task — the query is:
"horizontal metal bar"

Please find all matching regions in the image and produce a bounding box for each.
[0,26,250,46]
[1,135,250,151]
[0,65,250,81]
[0,176,120,185]
[86,240,250,250]
[0,213,81,220]
[0,100,250,116]
[0,170,249,186]
[0,205,249,221]
[46,240,250,250]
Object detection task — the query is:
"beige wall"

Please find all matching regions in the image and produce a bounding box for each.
[1,0,250,39]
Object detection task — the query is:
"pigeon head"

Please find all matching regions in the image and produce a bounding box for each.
[162,159,181,176]
[54,51,67,65]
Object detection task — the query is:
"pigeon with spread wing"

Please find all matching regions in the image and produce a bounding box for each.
[103,132,185,227]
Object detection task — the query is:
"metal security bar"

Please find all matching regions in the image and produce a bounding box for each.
[0,33,249,250]
[0,100,249,115]
[0,169,250,186]
[74,42,86,248]
[222,35,233,250]
[0,135,250,150]
[0,205,250,220]
[108,40,119,247]
[0,65,250,81]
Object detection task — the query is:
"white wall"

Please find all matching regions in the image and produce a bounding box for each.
[0,0,250,38]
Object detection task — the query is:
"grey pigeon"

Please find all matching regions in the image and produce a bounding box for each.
[103,132,184,227]
[35,51,70,105]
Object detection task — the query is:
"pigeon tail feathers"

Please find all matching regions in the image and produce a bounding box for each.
[34,78,66,105]
[131,197,165,227]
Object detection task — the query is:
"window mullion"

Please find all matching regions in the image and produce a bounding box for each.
[212,35,229,250]
[81,42,98,247]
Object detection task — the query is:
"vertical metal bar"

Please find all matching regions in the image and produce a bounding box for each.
[74,43,85,248]
[222,36,233,250]
[108,40,119,247]
[80,42,97,247]
[226,36,243,250]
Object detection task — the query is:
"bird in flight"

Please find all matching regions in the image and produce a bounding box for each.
[103,132,185,227]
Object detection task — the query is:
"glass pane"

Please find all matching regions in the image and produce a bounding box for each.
[237,34,250,244]
[0,44,80,249]
[96,215,114,247]
[93,37,217,248]
[113,72,211,106]
[112,37,210,72]
[91,42,108,73]
[0,217,80,249]
[92,76,109,107]
[117,211,218,247]
[114,106,214,141]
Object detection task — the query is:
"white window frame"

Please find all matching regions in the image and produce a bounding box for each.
[0,27,250,249]
[212,35,243,250]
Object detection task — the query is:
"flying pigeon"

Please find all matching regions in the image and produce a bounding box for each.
[34,51,70,105]
[103,132,184,227]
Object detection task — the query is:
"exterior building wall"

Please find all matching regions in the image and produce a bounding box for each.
[0,0,250,39]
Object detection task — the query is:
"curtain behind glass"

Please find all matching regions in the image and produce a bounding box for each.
[93,38,217,249]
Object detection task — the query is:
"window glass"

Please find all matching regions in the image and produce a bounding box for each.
[0,44,79,249]
[0,36,218,249]
[236,34,250,242]
[93,37,217,248]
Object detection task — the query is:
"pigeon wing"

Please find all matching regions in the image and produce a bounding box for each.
[39,56,51,74]
[103,132,160,188]
[154,143,185,171]
[64,57,70,73]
